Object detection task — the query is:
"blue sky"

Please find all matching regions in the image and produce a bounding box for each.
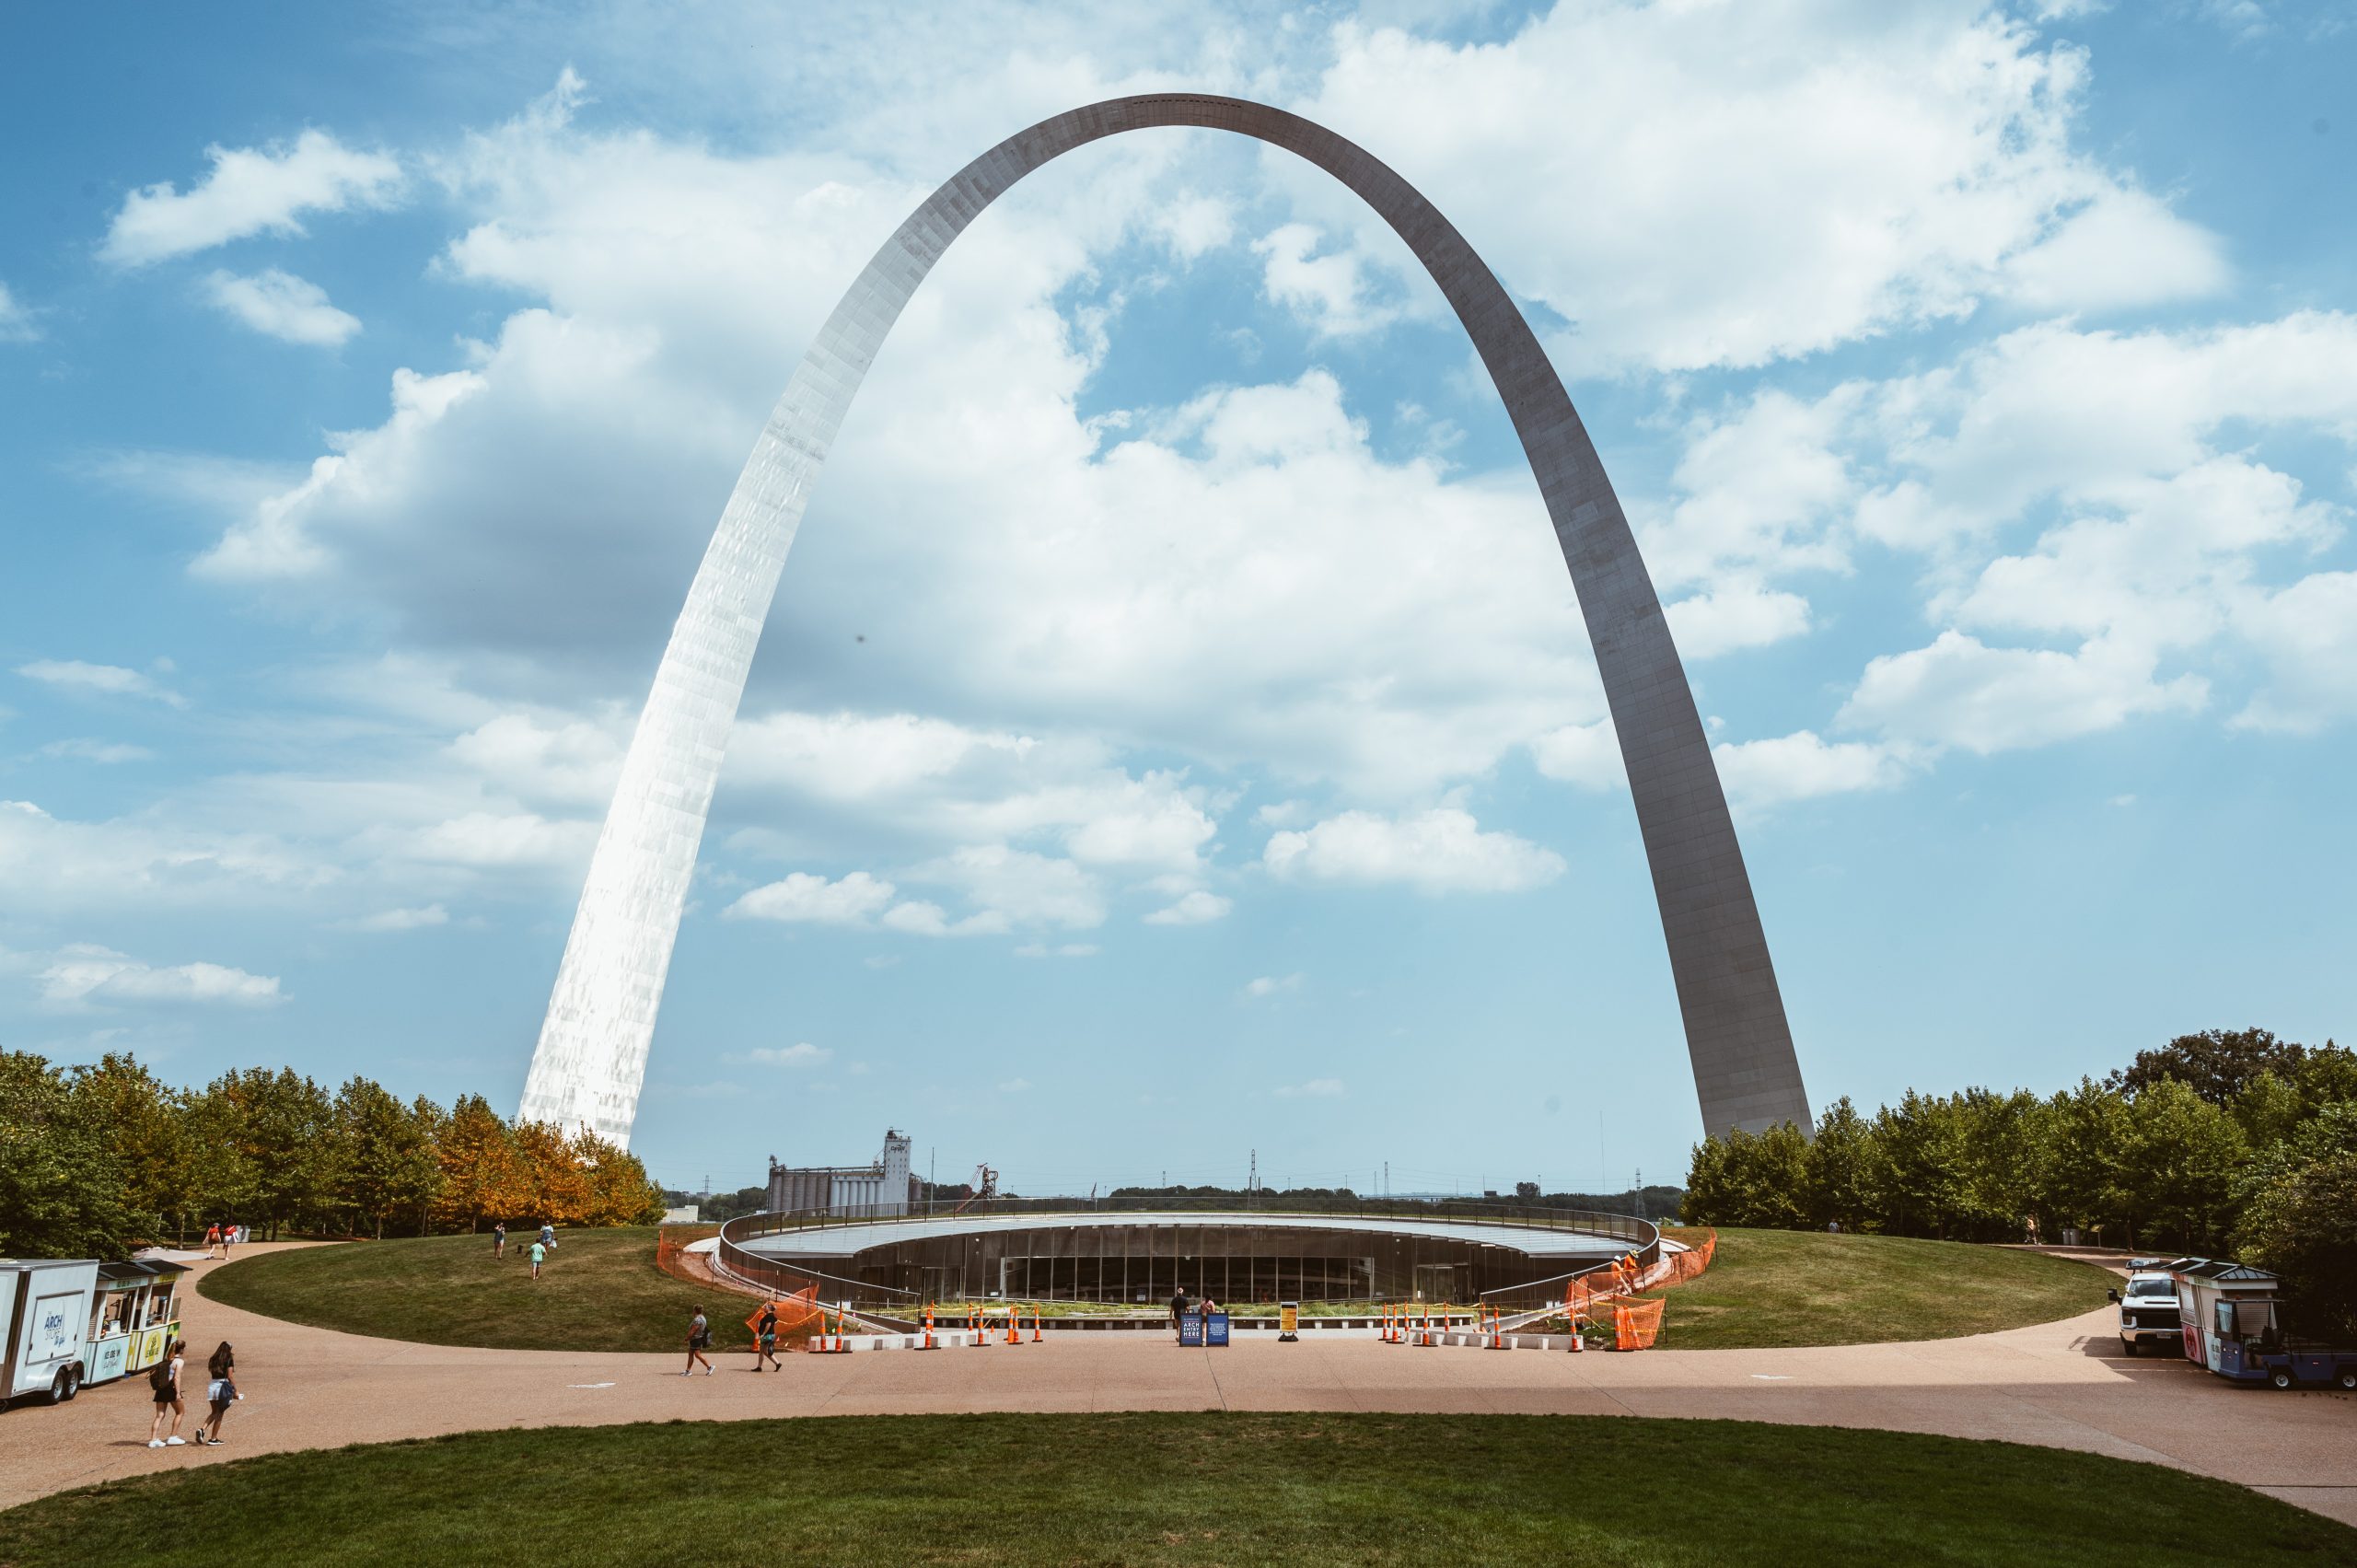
[4,1,2352,1197]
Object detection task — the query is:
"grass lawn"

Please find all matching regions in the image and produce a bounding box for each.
[1632,1228,2110,1349]
[1,1413,2346,1566]
[202,1228,759,1353]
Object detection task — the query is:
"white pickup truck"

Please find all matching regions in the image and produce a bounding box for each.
[2107,1271,2182,1355]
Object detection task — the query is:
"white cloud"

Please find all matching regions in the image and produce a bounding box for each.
[1243,973,1303,1000]
[1840,632,2206,754]
[738,1041,831,1068]
[1297,6,2225,371]
[1014,942,1099,958]
[878,900,1008,937]
[1253,223,1397,337]
[905,844,1105,931]
[0,281,38,343]
[202,268,362,346]
[0,799,322,909]
[401,810,593,869]
[1664,584,1813,660]
[17,660,186,708]
[1528,720,1624,793]
[1712,732,1918,813]
[1154,193,1235,261]
[1144,890,1231,925]
[2235,572,2357,733]
[340,904,449,932]
[1264,807,1564,894]
[38,738,154,764]
[1273,1076,1344,1098]
[997,1076,1032,1093]
[2003,189,2229,312]
[39,945,284,1008]
[725,870,898,925]
[102,129,402,266]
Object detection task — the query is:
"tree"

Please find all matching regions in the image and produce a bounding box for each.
[2110,1078,2247,1252]
[0,1051,139,1257]
[435,1094,521,1232]
[2109,1028,2305,1109]
[212,1067,342,1238]
[510,1119,592,1226]
[1514,1180,1540,1202]
[336,1077,446,1239]
[68,1052,186,1243]
[2238,1141,2357,1338]
[1801,1097,1874,1230]
[574,1128,665,1226]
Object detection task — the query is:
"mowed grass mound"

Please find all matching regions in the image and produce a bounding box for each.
[1643,1228,2107,1349]
[3,1413,2348,1567]
[201,1228,754,1353]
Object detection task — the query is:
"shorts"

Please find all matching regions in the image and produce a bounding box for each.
[760,1334,776,1352]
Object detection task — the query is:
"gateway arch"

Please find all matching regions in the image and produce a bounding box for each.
[519,93,1813,1148]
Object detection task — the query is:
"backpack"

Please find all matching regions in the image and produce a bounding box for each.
[148,1360,172,1396]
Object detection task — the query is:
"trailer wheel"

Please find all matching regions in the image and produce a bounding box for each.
[2268,1366,2294,1390]
[2336,1367,2356,1391]
[48,1366,80,1404]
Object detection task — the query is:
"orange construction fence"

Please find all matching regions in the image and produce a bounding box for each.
[1612,1298,1666,1351]
[744,1285,820,1342]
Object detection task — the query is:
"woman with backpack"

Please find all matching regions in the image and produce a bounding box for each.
[684,1307,714,1376]
[753,1304,781,1372]
[145,1338,188,1447]
[199,1342,238,1446]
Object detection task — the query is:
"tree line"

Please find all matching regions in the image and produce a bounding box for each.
[1,1049,666,1259]
[1681,1028,2357,1331]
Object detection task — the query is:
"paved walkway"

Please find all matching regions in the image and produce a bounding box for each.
[3,1245,2350,1528]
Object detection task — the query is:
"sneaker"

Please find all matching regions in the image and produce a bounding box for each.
[148,1439,164,1448]
[165,1435,185,1446]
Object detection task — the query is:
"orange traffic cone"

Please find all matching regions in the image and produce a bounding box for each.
[1006,1307,1021,1347]
[1031,1306,1044,1343]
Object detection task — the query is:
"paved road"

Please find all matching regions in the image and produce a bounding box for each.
[3,1245,2350,1527]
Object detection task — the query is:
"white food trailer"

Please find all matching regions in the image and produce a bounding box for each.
[1,1259,100,1409]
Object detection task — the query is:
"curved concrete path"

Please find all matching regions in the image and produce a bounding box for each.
[1,1245,2349,1528]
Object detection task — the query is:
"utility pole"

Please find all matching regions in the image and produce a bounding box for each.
[1384,1160,1388,1198]
[1249,1149,1256,1198]
[928,1147,935,1216]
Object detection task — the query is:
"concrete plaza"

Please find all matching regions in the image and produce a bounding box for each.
[3,1246,2350,1528]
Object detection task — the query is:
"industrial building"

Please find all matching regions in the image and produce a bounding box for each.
[764,1128,914,1216]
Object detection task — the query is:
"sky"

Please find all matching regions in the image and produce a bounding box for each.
[3,0,2352,1200]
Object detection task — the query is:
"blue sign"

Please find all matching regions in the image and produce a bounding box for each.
[1178,1312,1204,1346]
[1205,1311,1230,1347]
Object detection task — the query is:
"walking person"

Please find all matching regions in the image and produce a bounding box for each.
[219,1224,235,1260]
[203,1222,223,1260]
[685,1307,715,1376]
[528,1237,547,1280]
[538,1220,556,1253]
[493,1221,506,1259]
[145,1338,188,1447]
[753,1304,782,1372]
[1169,1284,1191,1343]
[198,1342,238,1446]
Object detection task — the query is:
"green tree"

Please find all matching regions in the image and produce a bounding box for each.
[2110,1078,2247,1251]
[2237,1114,2357,1338]
[0,1051,138,1256]
[2109,1028,2306,1109]
[67,1052,185,1243]
[214,1067,343,1238]
[1801,1097,1875,1230]
[336,1077,446,1239]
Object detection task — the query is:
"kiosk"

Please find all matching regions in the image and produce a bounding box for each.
[1,1259,99,1408]
[82,1260,186,1388]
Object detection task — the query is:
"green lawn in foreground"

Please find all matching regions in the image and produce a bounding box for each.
[1633,1228,2109,1349]
[202,1228,755,1353]
[2,1414,2345,1567]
